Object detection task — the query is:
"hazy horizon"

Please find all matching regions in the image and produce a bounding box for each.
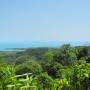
[0,41,90,51]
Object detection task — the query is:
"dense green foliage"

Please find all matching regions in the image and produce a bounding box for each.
[0,44,90,90]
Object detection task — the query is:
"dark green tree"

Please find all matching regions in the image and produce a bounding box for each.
[53,44,78,66]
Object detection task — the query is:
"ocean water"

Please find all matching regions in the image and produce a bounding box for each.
[0,41,90,51]
[0,41,60,51]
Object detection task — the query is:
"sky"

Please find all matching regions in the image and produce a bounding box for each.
[0,0,90,43]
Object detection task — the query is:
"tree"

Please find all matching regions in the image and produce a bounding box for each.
[78,47,89,60]
[70,61,90,90]
[43,61,63,78]
[16,60,42,75]
[37,72,54,90]
[43,49,54,63]
[53,44,78,66]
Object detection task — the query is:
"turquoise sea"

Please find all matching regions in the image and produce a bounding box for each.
[0,41,90,51]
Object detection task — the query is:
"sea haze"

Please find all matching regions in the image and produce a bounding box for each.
[0,41,90,51]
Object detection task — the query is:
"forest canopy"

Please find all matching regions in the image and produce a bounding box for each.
[0,44,90,90]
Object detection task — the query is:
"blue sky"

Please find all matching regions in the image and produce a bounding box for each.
[0,0,90,43]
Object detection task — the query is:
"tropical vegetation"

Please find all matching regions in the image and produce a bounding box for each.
[0,44,90,90]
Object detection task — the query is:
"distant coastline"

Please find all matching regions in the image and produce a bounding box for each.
[0,41,90,51]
